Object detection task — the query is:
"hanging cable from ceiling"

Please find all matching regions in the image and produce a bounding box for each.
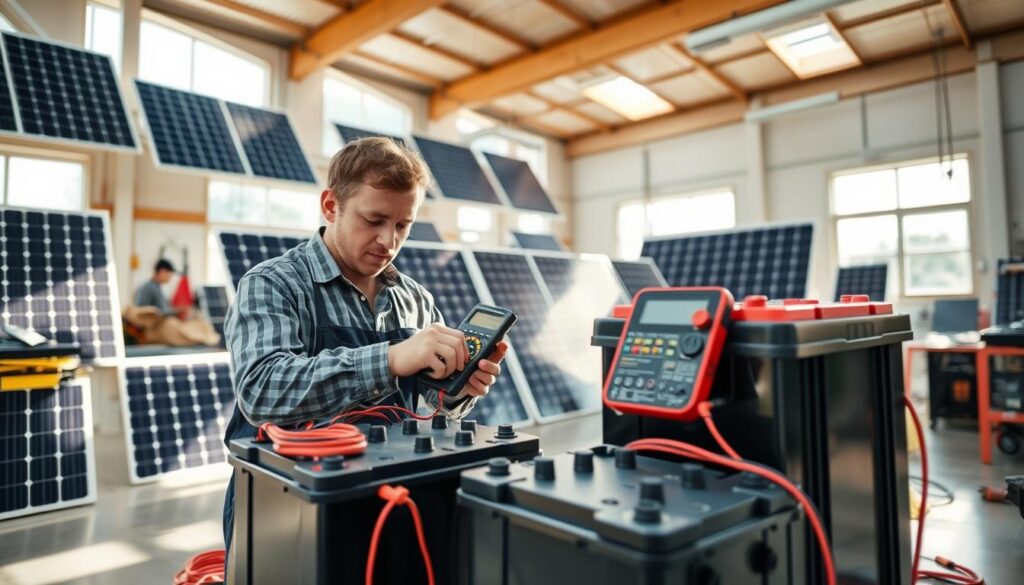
[925,12,955,180]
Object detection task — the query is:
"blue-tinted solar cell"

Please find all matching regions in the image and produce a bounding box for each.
[996,258,1024,325]
[612,259,668,297]
[0,48,17,131]
[225,102,315,183]
[834,264,888,302]
[483,152,558,214]
[2,34,135,148]
[218,231,306,290]
[473,252,602,420]
[413,136,502,205]
[511,232,562,251]
[642,224,813,300]
[136,80,245,174]
[335,123,407,148]
[392,247,529,425]
[121,358,234,482]
[407,221,443,243]
[0,379,95,520]
[200,286,230,343]
[0,208,120,361]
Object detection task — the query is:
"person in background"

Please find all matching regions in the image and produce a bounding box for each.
[134,258,178,316]
[124,258,217,346]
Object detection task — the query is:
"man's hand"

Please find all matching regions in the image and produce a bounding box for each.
[459,341,508,398]
[388,323,469,378]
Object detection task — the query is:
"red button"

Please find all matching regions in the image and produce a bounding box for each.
[691,309,712,330]
[630,346,640,354]
[742,295,767,308]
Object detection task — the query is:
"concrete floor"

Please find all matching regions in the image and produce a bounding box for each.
[0,404,1021,584]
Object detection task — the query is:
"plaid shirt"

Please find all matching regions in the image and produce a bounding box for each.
[225,228,473,425]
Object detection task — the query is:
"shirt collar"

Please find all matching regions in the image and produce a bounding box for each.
[307,227,401,288]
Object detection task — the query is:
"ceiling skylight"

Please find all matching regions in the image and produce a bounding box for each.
[581,75,674,121]
[764,19,860,79]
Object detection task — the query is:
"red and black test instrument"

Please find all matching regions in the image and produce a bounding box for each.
[603,287,734,420]
[417,303,516,399]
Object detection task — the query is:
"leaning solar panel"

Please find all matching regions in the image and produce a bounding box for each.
[0,377,96,520]
[119,354,235,483]
[218,231,305,290]
[996,258,1024,324]
[834,264,888,302]
[612,258,669,297]
[482,152,558,214]
[335,123,407,148]
[0,208,122,362]
[642,223,813,300]
[408,221,443,243]
[472,251,601,421]
[135,80,246,174]
[512,231,563,251]
[225,102,315,183]
[200,285,230,341]
[0,39,17,132]
[1,33,136,150]
[413,136,503,205]
[392,246,531,425]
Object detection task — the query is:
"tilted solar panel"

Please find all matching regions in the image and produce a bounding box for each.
[511,231,563,251]
[413,135,502,206]
[834,264,888,302]
[482,152,558,214]
[218,231,305,290]
[225,102,315,184]
[611,258,669,298]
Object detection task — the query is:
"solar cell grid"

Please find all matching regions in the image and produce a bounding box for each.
[612,259,668,297]
[0,378,96,520]
[482,152,558,214]
[0,43,17,132]
[511,231,563,251]
[0,208,122,362]
[413,136,502,206]
[834,264,888,302]
[392,245,530,424]
[218,231,305,290]
[226,102,315,184]
[120,355,235,483]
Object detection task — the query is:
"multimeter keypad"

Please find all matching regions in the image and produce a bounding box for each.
[464,334,483,358]
[609,330,705,407]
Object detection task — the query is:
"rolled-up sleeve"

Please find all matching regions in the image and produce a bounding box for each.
[225,271,398,425]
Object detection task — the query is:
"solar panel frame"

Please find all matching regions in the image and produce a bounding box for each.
[0,205,126,364]
[611,257,670,298]
[224,100,317,185]
[0,31,140,153]
[642,222,815,301]
[118,352,235,484]
[215,229,308,292]
[511,231,564,251]
[0,376,97,521]
[411,135,506,208]
[481,152,561,215]
[393,241,535,425]
[833,264,888,302]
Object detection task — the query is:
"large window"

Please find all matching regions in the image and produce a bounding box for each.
[322,74,412,156]
[0,153,86,211]
[85,2,121,68]
[456,206,493,244]
[616,189,736,258]
[832,156,972,297]
[456,112,548,187]
[208,181,321,230]
[139,16,268,107]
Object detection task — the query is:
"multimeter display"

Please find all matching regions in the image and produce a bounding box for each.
[467,310,506,330]
[638,299,709,326]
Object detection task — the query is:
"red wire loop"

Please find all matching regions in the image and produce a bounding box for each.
[174,550,225,585]
[365,484,436,585]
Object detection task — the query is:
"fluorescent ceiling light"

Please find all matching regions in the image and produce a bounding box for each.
[764,19,860,79]
[582,76,673,121]
[685,0,850,54]
[744,91,840,122]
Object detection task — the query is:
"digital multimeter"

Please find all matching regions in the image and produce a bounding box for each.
[416,303,517,400]
[603,287,733,421]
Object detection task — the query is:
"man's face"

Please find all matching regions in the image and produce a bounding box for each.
[155,269,174,285]
[321,182,421,279]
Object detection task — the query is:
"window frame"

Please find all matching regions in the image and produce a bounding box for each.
[615,187,738,259]
[205,179,322,231]
[321,69,413,157]
[0,144,90,211]
[85,1,122,68]
[829,153,976,300]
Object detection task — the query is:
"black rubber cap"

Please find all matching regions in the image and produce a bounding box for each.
[487,457,511,476]
[321,456,344,471]
[460,419,478,432]
[639,477,665,502]
[681,463,706,489]
[495,423,517,439]
[414,436,434,453]
[615,449,637,469]
[432,415,448,430]
[455,430,474,446]
[533,457,555,481]
[633,499,662,524]
[367,425,387,443]
[749,542,778,574]
[573,450,594,473]
[402,419,419,435]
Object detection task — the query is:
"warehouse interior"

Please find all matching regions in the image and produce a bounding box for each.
[0,0,1022,584]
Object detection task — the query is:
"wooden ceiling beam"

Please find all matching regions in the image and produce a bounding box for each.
[351,50,445,89]
[824,11,865,64]
[526,90,610,132]
[605,62,680,110]
[437,4,535,53]
[672,44,747,102]
[942,0,972,49]
[290,0,446,81]
[430,0,784,119]
[534,0,592,30]
[387,30,481,70]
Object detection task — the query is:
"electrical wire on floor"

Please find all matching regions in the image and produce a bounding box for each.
[910,475,956,508]
[173,550,225,585]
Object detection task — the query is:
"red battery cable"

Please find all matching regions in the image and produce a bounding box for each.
[174,549,225,585]
[365,484,435,585]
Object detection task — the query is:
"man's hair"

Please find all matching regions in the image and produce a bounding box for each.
[327,137,430,207]
[154,259,175,273]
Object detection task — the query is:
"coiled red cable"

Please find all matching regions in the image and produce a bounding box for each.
[365,484,435,585]
[174,550,225,584]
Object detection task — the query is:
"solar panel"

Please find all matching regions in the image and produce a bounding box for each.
[834,264,888,302]
[225,102,315,184]
[200,285,230,342]
[407,221,443,243]
[334,123,407,148]
[642,224,813,300]
[0,377,96,520]
[996,258,1024,325]
[0,32,137,151]
[392,245,531,425]
[511,231,563,251]
[471,251,602,421]
[135,80,247,175]
[612,258,669,297]
[119,354,235,483]
[218,231,305,290]
[482,152,559,214]
[413,136,503,206]
[0,40,17,132]
[0,207,123,363]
